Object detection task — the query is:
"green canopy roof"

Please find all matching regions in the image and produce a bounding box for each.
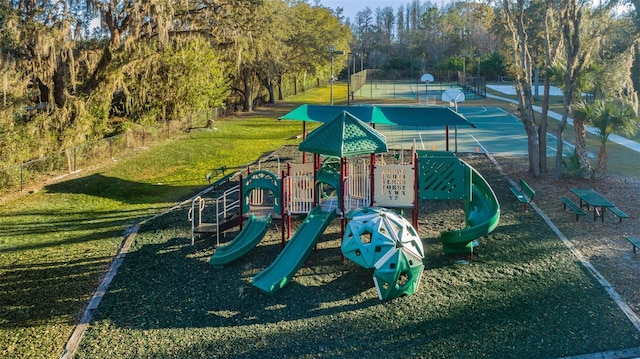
[298,111,388,157]
[279,104,475,128]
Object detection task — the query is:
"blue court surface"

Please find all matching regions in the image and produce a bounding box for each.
[375,106,574,157]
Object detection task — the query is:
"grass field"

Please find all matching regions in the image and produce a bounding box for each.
[1,82,639,358]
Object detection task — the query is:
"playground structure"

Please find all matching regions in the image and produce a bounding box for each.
[417,151,500,254]
[342,207,425,300]
[193,106,500,300]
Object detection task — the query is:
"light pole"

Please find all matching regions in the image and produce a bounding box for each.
[352,52,356,74]
[347,53,353,106]
[462,57,465,79]
[459,55,466,89]
[329,46,344,105]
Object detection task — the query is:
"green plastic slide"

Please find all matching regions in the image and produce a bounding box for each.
[208,214,272,268]
[252,206,337,294]
[440,166,500,254]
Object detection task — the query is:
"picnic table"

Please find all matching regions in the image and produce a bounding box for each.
[570,188,615,223]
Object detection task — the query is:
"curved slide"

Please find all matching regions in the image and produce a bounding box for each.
[209,214,272,268]
[252,206,337,294]
[440,166,500,254]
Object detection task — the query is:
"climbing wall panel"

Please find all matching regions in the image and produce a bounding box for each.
[417,151,470,200]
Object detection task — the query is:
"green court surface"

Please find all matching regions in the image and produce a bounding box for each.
[355,80,483,102]
[375,106,575,157]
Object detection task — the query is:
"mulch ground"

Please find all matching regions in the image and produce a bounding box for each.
[249,146,640,316]
[71,145,640,358]
[493,154,640,315]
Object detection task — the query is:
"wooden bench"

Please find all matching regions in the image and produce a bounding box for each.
[559,196,586,221]
[624,236,640,254]
[609,206,628,223]
[510,179,535,210]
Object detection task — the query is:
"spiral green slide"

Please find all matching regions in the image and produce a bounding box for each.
[209,214,272,268]
[416,150,500,255]
[440,166,500,254]
[252,206,337,294]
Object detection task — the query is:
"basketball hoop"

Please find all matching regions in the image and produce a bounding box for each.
[441,89,466,112]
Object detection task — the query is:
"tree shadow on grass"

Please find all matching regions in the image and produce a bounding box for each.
[0,253,114,329]
[0,205,141,329]
[0,211,136,247]
[44,173,204,204]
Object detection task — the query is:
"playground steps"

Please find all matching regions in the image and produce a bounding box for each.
[193,214,240,237]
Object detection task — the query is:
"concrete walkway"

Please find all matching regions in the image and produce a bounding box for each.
[486,93,640,155]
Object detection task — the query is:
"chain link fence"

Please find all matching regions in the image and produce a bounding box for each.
[0,108,219,196]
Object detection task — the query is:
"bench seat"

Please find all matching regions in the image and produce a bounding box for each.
[624,236,640,254]
[511,179,535,210]
[510,187,527,203]
[559,196,586,221]
[609,207,628,223]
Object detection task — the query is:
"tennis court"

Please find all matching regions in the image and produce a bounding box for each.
[375,106,575,157]
[352,78,575,156]
[354,79,484,103]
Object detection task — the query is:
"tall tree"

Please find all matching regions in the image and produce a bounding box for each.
[287,3,350,96]
[500,0,540,177]
[555,0,591,178]
[378,6,395,41]
[537,0,563,173]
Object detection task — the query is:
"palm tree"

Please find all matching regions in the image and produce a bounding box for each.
[570,100,594,178]
[589,100,639,179]
[548,61,596,178]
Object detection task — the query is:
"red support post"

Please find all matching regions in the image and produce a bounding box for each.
[313,153,319,206]
[370,153,376,206]
[340,157,346,261]
[302,122,307,164]
[281,170,286,248]
[412,152,419,230]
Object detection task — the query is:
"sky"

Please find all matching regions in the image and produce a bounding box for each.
[319,1,404,21]
[319,0,448,22]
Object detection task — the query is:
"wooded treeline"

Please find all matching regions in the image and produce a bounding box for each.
[348,1,502,80]
[1,0,639,179]
[0,0,350,168]
[347,0,640,178]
